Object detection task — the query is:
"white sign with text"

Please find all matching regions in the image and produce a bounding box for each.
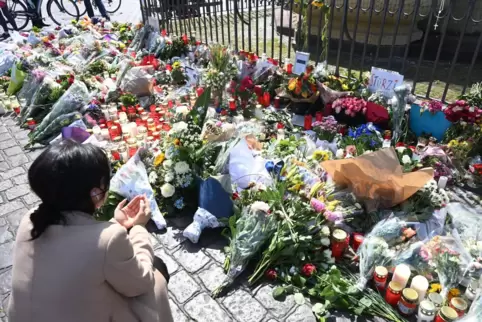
[368,67,404,97]
[293,51,310,75]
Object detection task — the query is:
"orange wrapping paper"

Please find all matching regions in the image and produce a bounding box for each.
[321,148,434,212]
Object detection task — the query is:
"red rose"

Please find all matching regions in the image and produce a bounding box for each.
[166,64,172,71]
[241,76,254,89]
[161,29,167,37]
[301,263,316,277]
[232,192,239,200]
[220,109,227,116]
[239,85,246,92]
[265,269,277,280]
[276,122,284,129]
[182,34,189,45]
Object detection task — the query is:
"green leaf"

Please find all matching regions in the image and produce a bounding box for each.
[359,297,372,308]
[294,293,305,305]
[272,287,286,300]
[292,274,306,288]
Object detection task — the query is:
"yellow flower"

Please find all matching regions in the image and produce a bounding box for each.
[173,139,180,146]
[342,84,349,91]
[313,150,332,161]
[302,91,309,98]
[449,288,461,298]
[153,153,165,167]
[288,79,297,91]
[447,140,459,148]
[312,0,324,7]
[428,283,441,293]
[172,61,181,69]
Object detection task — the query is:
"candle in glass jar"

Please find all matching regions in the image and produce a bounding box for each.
[110,146,120,161]
[118,112,128,124]
[434,307,458,322]
[92,126,102,141]
[26,118,36,131]
[449,297,467,317]
[274,96,280,109]
[109,126,120,140]
[147,118,156,132]
[352,233,364,252]
[304,114,313,130]
[108,107,118,121]
[465,280,478,302]
[331,229,348,259]
[128,122,137,137]
[285,58,293,74]
[417,300,436,322]
[263,92,270,107]
[386,281,403,306]
[398,288,419,316]
[373,266,388,291]
[118,145,128,162]
[428,293,443,311]
[392,264,411,288]
[254,85,262,97]
[410,275,429,303]
[228,99,236,111]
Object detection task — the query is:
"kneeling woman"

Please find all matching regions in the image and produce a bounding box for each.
[8,140,173,322]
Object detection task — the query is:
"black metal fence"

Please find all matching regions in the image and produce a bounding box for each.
[139,0,482,103]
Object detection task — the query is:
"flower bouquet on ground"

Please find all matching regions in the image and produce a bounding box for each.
[338,123,382,157]
[212,201,276,297]
[183,176,233,243]
[357,217,416,288]
[312,115,338,143]
[202,44,238,103]
[444,100,482,124]
[169,61,188,85]
[331,96,368,125]
[283,68,318,103]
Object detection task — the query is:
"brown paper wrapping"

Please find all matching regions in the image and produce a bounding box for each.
[321,148,434,212]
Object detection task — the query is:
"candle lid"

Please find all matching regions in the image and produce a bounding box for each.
[450,297,467,311]
[388,281,403,292]
[402,288,418,302]
[256,104,262,109]
[332,229,347,242]
[420,300,435,314]
[439,306,458,320]
[374,266,388,276]
[428,292,443,306]
[468,280,478,294]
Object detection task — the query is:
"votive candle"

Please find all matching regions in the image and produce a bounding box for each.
[392,264,411,289]
[410,275,429,303]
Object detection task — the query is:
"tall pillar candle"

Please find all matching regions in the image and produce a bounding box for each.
[392,264,411,288]
[410,275,429,303]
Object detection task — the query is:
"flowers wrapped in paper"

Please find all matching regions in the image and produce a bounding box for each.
[110,149,167,230]
[212,202,276,297]
[183,176,233,243]
[321,148,433,212]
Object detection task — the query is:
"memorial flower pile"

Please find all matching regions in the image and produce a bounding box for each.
[3,18,482,321]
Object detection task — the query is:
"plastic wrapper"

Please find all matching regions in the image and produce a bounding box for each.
[229,137,272,190]
[447,202,482,261]
[49,119,88,145]
[0,51,16,76]
[7,63,26,96]
[183,176,233,243]
[321,148,433,212]
[457,292,482,322]
[30,81,91,142]
[20,76,60,125]
[17,69,46,108]
[318,82,351,105]
[110,149,167,230]
[120,66,154,96]
[212,203,276,297]
[357,217,412,288]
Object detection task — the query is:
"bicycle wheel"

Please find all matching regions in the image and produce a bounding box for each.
[47,0,80,25]
[7,0,31,31]
[103,0,121,14]
[59,0,83,18]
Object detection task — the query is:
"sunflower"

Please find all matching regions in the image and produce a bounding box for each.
[153,153,165,167]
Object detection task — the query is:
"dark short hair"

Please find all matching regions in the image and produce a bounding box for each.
[28,140,111,240]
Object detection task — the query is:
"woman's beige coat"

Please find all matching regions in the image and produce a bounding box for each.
[7,211,173,322]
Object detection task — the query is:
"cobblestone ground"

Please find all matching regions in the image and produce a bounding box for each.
[0,113,319,322]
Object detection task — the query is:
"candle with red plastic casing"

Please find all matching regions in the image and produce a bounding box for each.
[331,229,349,258]
[274,96,280,109]
[254,85,262,97]
[304,114,313,130]
[352,233,364,252]
[263,92,271,107]
[229,99,236,111]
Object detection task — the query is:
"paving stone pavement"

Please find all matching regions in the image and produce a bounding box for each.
[0,113,318,321]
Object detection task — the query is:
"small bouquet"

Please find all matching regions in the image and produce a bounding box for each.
[395,143,419,172]
[169,61,187,85]
[212,202,276,297]
[444,100,482,124]
[420,99,443,114]
[285,69,318,102]
[312,116,338,142]
[183,176,233,243]
[332,96,367,117]
[424,235,471,299]
[357,217,415,288]
[339,123,382,156]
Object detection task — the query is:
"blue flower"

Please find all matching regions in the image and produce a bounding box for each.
[174,197,184,209]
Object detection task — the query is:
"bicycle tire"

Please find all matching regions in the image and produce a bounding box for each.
[59,0,82,18]
[74,1,87,17]
[7,0,31,31]
[103,0,121,14]
[47,0,80,25]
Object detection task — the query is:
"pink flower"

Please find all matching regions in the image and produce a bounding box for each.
[301,263,316,277]
[310,198,325,213]
[324,210,343,222]
[419,246,432,261]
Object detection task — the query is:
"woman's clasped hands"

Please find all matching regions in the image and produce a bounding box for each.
[114,195,152,229]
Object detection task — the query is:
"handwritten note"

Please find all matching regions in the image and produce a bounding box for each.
[368,67,404,97]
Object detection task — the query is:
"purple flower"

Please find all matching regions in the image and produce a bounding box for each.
[324,210,343,222]
[310,198,325,212]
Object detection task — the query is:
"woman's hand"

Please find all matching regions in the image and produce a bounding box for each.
[114,195,151,229]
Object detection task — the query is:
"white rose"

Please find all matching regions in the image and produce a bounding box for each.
[402,155,411,165]
[171,121,188,133]
[250,201,270,213]
[164,172,174,183]
[321,238,331,246]
[174,161,190,174]
[175,105,189,116]
[148,171,158,184]
[335,149,344,159]
[163,160,173,169]
[321,225,330,237]
[160,183,175,198]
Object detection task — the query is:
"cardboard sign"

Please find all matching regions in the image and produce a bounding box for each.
[368,67,404,97]
[293,51,310,75]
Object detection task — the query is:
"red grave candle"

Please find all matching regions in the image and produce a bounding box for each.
[385,282,403,306]
[286,63,293,74]
[263,92,271,107]
[304,114,313,130]
[274,96,280,109]
[352,233,364,252]
[254,85,263,97]
[228,99,236,111]
[331,229,349,258]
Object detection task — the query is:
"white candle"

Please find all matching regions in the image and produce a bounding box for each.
[128,122,137,137]
[410,275,429,303]
[392,264,411,288]
[438,176,448,189]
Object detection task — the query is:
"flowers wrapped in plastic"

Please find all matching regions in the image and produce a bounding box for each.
[212,202,276,297]
[447,202,482,263]
[457,292,482,322]
[357,217,415,288]
[183,176,233,243]
[28,81,91,147]
[110,149,167,230]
